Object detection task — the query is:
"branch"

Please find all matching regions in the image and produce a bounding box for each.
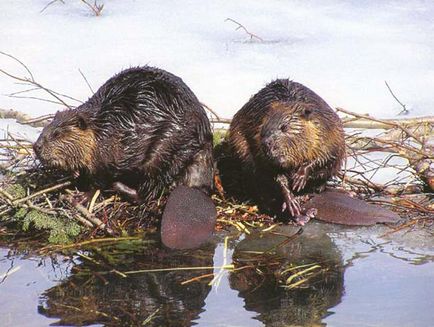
[385,81,408,115]
[40,0,65,13]
[206,109,434,129]
[0,52,74,109]
[0,108,53,128]
[201,102,232,124]
[80,0,104,16]
[78,68,95,94]
[336,107,426,145]
[12,181,72,206]
[60,194,114,234]
[342,115,434,129]
[225,18,264,42]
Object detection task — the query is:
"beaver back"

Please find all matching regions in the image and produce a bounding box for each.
[34,67,214,203]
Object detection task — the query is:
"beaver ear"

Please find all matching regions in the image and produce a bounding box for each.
[76,114,88,130]
[301,107,313,120]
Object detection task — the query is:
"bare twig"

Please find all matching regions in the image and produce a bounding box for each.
[0,189,14,202]
[201,102,232,124]
[78,68,95,94]
[225,18,264,42]
[342,115,434,130]
[80,0,104,16]
[40,0,65,13]
[13,181,72,206]
[8,87,82,105]
[385,81,408,115]
[0,51,34,81]
[0,52,73,109]
[61,194,114,234]
[201,102,220,120]
[336,107,425,145]
[204,108,434,128]
[0,108,52,128]
[20,114,55,127]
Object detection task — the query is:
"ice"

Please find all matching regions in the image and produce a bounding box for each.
[0,0,433,119]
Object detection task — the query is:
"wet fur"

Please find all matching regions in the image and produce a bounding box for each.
[223,79,345,217]
[34,67,214,203]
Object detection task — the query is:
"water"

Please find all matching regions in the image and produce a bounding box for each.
[1,222,433,327]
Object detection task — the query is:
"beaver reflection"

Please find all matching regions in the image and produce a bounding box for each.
[229,225,345,326]
[38,237,216,326]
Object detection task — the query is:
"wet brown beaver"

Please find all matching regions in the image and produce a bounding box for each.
[221,79,345,224]
[33,66,215,248]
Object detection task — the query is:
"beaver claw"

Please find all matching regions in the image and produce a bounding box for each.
[281,197,302,217]
[292,166,310,192]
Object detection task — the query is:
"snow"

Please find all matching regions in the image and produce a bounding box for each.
[1,0,433,120]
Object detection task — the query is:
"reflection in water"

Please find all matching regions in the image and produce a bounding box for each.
[38,237,216,326]
[3,223,433,326]
[229,227,345,326]
[36,228,348,327]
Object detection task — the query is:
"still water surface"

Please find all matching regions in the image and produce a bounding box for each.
[1,222,433,327]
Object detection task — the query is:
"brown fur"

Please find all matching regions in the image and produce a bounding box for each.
[221,79,345,221]
[33,67,214,204]
[33,109,98,174]
[53,127,97,173]
[229,100,344,176]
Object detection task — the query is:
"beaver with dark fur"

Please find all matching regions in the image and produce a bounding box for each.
[221,79,346,224]
[33,66,216,248]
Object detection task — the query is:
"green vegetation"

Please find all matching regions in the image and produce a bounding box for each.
[213,129,227,147]
[13,207,82,244]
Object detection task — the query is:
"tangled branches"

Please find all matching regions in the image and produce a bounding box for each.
[0,54,432,245]
[337,107,434,194]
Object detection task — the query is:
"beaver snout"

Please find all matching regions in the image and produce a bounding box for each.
[262,136,274,150]
[33,137,44,157]
[262,132,280,152]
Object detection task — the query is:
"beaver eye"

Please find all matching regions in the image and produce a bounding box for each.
[280,124,289,133]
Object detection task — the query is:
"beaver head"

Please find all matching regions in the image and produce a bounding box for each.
[260,101,334,169]
[33,109,97,175]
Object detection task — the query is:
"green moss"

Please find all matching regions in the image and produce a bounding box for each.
[5,184,26,199]
[213,129,227,147]
[14,207,28,219]
[16,208,82,244]
[47,221,81,244]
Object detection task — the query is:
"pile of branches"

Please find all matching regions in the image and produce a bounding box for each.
[0,142,162,243]
[0,129,271,244]
[209,102,434,193]
[0,53,433,245]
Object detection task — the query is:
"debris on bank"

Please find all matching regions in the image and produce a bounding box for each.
[0,54,432,246]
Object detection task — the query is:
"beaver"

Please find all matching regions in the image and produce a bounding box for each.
[33,66,216,248]
[220,79,345,224]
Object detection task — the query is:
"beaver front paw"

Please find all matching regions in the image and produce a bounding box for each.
[281,196,302,217]
[292,165,310,192]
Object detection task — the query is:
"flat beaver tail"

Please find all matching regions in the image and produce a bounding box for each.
[161,185,217,249]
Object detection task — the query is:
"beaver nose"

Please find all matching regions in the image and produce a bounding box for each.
[262,137,274,149]
[33,139,43,156]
